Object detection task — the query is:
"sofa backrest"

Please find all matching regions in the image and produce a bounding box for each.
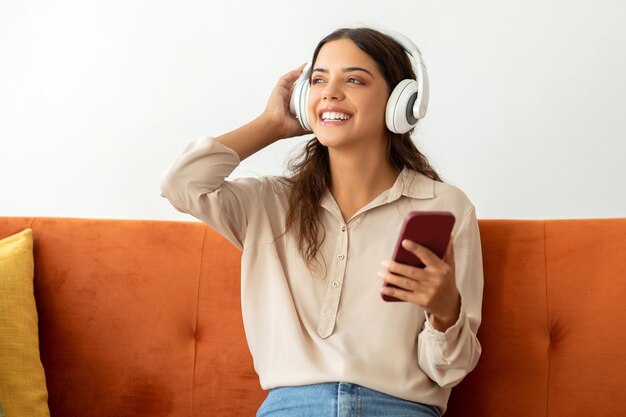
[0,217,263,416]
[447,219,626,416]
[1,217,625,417]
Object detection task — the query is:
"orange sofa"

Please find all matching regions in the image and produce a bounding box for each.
[1,216,625,416]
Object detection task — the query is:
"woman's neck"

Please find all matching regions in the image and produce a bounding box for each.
[328,147,399,222]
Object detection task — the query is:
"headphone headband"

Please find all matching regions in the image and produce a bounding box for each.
[380,29,425,66]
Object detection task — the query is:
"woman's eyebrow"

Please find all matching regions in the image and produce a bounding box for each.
[311,67,375,78]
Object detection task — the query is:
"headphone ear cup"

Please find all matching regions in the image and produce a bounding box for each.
[290,64,312,131]
[385,79,419,134]
[299,82,311,131]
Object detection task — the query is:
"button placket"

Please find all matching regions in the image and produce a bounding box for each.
[316,221,350,338]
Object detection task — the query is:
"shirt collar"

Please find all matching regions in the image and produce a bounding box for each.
[386,167,436,202]
[319,167,436,218]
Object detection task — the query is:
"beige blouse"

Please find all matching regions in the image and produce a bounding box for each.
[160,136,484,414]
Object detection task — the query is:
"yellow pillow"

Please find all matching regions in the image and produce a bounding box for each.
[0,229,50,417]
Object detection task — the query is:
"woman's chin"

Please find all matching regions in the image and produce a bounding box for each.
[314,132,353,148]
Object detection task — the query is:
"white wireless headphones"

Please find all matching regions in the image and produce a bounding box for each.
[289,29,429,134]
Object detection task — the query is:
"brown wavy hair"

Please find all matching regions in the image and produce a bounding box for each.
[284,27,442,270]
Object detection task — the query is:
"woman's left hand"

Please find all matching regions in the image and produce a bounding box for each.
[379,236,461,332]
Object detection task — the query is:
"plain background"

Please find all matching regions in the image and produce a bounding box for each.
[1,0,625,221]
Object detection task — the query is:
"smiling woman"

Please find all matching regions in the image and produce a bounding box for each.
[160,27,484,417]
[307,38,390,148]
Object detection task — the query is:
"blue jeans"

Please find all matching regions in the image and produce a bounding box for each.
[257,382,441,417]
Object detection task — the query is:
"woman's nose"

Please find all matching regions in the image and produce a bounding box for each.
[322,78,344,100]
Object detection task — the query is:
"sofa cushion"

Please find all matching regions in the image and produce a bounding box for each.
[0,229,50,417]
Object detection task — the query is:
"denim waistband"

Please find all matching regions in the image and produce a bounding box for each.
[257,382,440,417]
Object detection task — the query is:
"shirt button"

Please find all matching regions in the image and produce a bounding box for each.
[337,254,345,260]
[332,281,340,288]
[341,226,346,232]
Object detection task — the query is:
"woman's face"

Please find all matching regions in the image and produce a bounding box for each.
[307,38,390,150]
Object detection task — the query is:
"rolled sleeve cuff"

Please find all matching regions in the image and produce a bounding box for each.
[423,305,467,343]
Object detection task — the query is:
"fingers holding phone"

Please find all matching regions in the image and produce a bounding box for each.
[379,211,461,331]
[379,237,459,324]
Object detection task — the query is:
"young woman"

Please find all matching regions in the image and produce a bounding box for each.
[161,27,483,417]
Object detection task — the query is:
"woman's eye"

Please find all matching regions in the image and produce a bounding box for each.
[310,77,363,85]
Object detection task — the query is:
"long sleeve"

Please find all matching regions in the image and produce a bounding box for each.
[159,136,263,250]
[417,206,484,389]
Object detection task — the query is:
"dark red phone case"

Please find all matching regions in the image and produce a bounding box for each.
[382,211,456,302]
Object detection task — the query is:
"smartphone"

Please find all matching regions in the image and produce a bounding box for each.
[382,211,456,302]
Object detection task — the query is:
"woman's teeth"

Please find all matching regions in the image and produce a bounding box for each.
[321,112,351,121]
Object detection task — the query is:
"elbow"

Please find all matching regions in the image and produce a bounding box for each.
[159,170,189,213]
[159,169,188,201]
[159,171,174,199]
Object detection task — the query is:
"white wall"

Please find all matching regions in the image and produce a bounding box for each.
[1,0,625,221]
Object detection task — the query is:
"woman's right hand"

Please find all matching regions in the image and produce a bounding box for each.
[215,64,311,161]
[260,63,311,140]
